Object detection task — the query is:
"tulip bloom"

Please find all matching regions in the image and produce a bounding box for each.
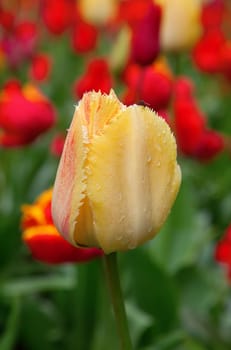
[157,0,202,51]
[22,189,103,264]
[0,81,55,147]
[192,28,226,73]
[123,58,173,111]
[50,133,66,157]
[1,21,38,68]
[79,0,118,26]
[71,19,98,54]
[41,0,75,35]
[73,58,112,99]
[173,77,224,161]
[215,225,231,282]
[29,53,52,82]
[52,90,181,254]
[130,2,161,65]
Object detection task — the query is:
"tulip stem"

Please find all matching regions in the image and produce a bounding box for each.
[103,252,133,350]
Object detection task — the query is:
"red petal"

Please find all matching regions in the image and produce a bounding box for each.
[23,226,103,264]
[215,240,231,264]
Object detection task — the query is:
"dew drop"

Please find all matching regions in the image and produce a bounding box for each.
[119,215,125,223]
[96,183,101,191]
[148,226,152,233]
[116,234,123,241]
[147,155,152,163]
[128,241,136,249]
[156,145,161,152]
[156,161,161,167]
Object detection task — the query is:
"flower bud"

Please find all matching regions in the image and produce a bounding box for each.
[52,90,181,253]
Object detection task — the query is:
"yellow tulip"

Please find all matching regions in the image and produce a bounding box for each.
[156,0,202,51]
[51,90,181,254]
[109,26,131,72]
[79,0,118,26]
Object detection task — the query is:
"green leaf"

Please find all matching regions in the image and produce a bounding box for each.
[149,179,210,274]
[177,267,227,315]
[0,297,21,350]
[20,297,62,350]
[122,249,178,337]
[1,270,76,297]
[126,300,153,348]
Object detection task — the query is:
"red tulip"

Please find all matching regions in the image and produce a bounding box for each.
[74,58,112,99]
[131,3,161,65]
[215,225,231,281]
[0,80,56,147]
[201,0,225,29]
[29,53,52,81]
[116,0,153,28]
[1,20,38,68]
[50,134,66,157]
[41,0,76,35]
[192,28,225,73]
[71,19,98,53]
[123,59,172,110]
[173,77,224,161]
[220,41,231,81]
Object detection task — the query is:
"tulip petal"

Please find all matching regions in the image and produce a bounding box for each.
[52,106,88,244]
[72,91,123,246]
[86,105,181,253]
[52,91,122,247]
[23,225,103,264]
[78,89,122,140]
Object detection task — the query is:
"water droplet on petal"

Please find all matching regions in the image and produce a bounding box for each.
[156,145,161,152]
[116,233,123,241]
[119,215,125,223]
[96,183,101,191]
[128,241,136,249]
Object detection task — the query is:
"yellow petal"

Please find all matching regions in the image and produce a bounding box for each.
[157,0,202,51]
[79,0,118,25]
[77,90,122,141]
[86,105,181,253]
[52,91,123,247]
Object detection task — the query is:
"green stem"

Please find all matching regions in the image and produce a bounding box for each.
[103,252,133,350]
